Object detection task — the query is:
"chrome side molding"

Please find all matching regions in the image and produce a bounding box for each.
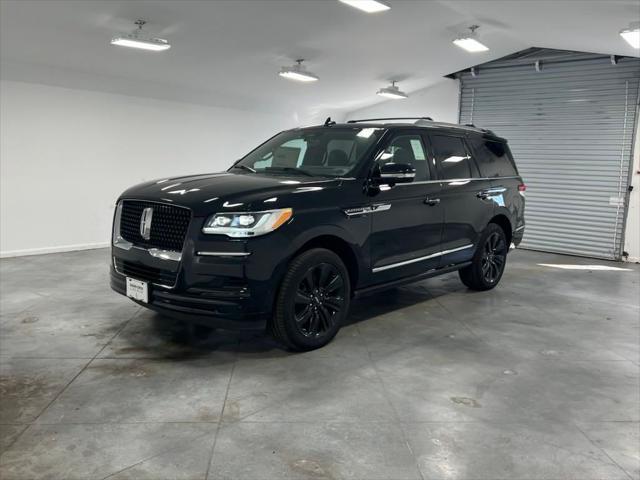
[372,244,474,273]
[197,251,251,257]
[398,175,520,187]
[380,172,415,179]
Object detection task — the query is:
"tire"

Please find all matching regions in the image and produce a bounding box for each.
[459,223,508,291]
[271,248,351,351]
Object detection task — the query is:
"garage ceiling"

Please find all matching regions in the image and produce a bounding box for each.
[1,0,638,120]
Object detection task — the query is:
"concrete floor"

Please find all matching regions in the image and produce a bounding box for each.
[0,248,638,480]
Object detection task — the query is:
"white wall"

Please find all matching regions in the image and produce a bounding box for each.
[0,77,459,258]
[346,78,459,123]
[623,121,640,263]
[0,80,296,257]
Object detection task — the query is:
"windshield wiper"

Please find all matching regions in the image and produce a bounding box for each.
[268,167,316,177]
[231,164,256,173]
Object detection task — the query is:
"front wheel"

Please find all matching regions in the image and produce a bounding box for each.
[271,248,350,351]
[459,223,508,291]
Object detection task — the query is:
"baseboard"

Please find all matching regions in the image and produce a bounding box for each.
[0,242,110,258]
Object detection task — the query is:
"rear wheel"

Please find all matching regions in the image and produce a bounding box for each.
[271,248,350,351]
[459,223,508,291]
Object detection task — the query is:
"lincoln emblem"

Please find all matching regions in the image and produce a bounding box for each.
[139,207,153,240]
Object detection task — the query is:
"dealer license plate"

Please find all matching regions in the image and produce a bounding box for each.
[126,277,148,303]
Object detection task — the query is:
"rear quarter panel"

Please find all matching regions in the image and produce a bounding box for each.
[492,176,525,245]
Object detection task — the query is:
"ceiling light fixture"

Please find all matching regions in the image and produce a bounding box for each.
[376,81,408,99]
[453,25,489,53]
[111,20,171,52]
[620,23,640,49]
[278,59,319,82]
[338,0,390,13]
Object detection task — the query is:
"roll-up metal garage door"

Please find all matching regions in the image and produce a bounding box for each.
[458,48,640,260]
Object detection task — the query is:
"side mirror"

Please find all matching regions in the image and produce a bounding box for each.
[377,163,416,185]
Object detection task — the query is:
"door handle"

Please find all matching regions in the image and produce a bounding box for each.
[425,198,440,206]
[476,191,489,200]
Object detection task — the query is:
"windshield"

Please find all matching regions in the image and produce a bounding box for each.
[232,127,385,178]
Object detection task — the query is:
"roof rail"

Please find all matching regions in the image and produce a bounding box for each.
[347,117,433,124]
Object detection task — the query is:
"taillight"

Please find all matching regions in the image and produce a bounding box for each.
[518,183,527,192]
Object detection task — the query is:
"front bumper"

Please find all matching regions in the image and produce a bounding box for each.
[109,224,290,330]
[110,266,267,330]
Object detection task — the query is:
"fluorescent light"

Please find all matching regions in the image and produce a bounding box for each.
[279,60,319,82]
[453,25,489,53]
[376,81,408,99]
[338,0,390,13]
[111,36,171,51]
[620,26,640,48]
[110,19,171,52]
[279,71,319,82]
[453,37,489,52]
[377,91,407,99]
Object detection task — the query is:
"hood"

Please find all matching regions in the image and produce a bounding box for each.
[119,171,343,215]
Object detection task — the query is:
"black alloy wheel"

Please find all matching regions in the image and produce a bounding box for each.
[481,231,507,285]
[294,263,345,337]
[272,248,351,351]
[459,223,508,291]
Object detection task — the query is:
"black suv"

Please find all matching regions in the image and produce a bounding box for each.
[111,118,525,350]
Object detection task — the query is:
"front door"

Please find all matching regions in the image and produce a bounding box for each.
[368,131,444,284]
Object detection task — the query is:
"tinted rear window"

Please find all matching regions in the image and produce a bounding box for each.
[471,138,517,178]
[431,135,472,180]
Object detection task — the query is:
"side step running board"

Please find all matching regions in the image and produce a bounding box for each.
[353,262,472,299]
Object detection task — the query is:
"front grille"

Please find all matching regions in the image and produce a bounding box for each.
[114,258,177,287]
[120,200,191,251]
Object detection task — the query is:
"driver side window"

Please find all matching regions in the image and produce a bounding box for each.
[376,134,430,181]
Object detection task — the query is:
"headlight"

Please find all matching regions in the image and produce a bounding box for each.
[202,208,293,238]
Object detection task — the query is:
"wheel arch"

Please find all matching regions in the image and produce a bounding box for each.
[292,235,360,292]
[489,214,513,246]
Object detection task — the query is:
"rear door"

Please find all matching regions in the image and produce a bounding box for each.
[368,130,444,283]
[430,133,495,265]
[469,137,526,242]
